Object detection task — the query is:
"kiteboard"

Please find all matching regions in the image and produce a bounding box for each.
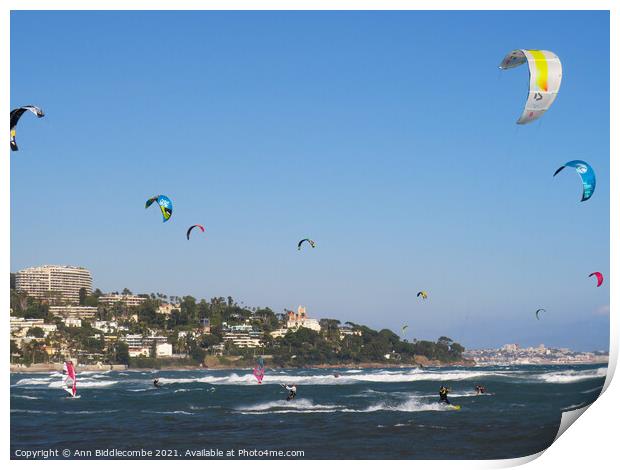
[448,405,461,411]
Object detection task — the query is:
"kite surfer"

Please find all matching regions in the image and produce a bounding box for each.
[438,385,451,405]
[282,384,297,401]
[153,378,161,388]
[475,385,487,395]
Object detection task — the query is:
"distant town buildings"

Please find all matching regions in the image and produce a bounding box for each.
[464,345,608,365]
[15,265,92,304]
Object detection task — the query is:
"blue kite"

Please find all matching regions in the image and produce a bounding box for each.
[553,160,596,202]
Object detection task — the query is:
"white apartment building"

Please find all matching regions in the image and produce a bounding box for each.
[123,334,169,348]
[223,331,263,349]
[156,343,173,357]
[98,294,146,307]
[222,323,263,347]
[15,265,92,304]
[123,334,172,357]
[49,306,98,319]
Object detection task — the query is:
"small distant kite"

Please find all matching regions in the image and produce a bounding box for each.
[10,105,45,151]
[553,160,596,202]
[297,239,316,250]
[417,291,428,300]
[499,49,562,124]
[402,325,408,335]
[589,272,604,287]
[535,308,546,320]
[186,224,205,240]
[145,195,173,222]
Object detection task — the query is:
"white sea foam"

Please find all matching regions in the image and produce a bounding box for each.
[77,370,111,377]
[62,409,120,415]
[353,398,452,413]
[47,379,117,389]
[535,367,607,384]
[11,409,57,414]
[236,396,454,415]
[235,398,351,414]
[174,388,204,393]
[12,394,40,400]
[15,377,54,386]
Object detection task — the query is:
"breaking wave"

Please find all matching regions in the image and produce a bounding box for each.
[535,367,607,384]
[157,368,518,386]
[235,399,350,414]
[235,397,455,415]
[47,380,118,389]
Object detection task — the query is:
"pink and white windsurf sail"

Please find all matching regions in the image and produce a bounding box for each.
[63,361,77,397]
[253,367,265,384]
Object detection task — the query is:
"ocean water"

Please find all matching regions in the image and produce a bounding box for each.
[10,364,606,460]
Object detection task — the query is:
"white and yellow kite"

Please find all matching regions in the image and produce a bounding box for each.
[499,49,562,124]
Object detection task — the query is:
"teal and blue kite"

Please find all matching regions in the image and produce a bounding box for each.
[145,195,173,222]
[553,160,596,202]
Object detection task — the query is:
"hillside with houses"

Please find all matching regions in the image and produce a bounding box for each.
[10,266,467,369]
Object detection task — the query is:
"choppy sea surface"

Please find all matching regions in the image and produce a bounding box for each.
[11,364,606,459]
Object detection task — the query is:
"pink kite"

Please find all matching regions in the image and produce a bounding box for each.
[589,272,604,287]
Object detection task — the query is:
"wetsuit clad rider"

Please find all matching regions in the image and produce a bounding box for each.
[284,384,297,401]
[475,385,486,395]
[439,386,451,405]
[153,378,161,388]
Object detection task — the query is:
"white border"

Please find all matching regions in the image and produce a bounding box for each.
[2,1,616,468]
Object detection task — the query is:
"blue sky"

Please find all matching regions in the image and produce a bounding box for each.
[10,11,609,350]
